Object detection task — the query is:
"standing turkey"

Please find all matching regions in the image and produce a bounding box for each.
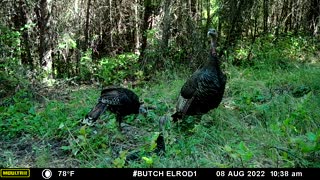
[83,87,146,130]
[171,29,226,122]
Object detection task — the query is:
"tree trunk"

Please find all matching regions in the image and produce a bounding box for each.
[202,0,210,48]
[226,0,243,47]
[109,0,114,49]
[263,0,269,33]
[138,0,153,64]
[35,0,52,78]
[84,0,91,52]
[308,0,320,35]
[12,0,33,68]
[161,0,171,52]
[190,0,197,19]
[206,0,211,30]
[134,0,140,54]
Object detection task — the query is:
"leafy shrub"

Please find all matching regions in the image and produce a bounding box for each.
[97,53,143,84]
[79,49,97,81]
[0,25,21,73]
[228,33,319,68]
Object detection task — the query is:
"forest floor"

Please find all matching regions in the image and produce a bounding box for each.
[1,51,320,168]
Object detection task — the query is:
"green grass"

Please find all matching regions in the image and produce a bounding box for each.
[1,38,320,168]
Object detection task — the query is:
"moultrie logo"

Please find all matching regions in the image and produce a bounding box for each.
[0,169,30,178]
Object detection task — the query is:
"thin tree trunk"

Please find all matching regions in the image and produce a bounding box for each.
[199,0,202,26]
[226,0,242,47]
[203,0,210,48]
[138,0,153,64]
[109,0,114,48]
[263,0,269,33]
[35,0,46,67]
[84,0,91,52]
[35,0,52,78]
[134,0,140,54]
[206,0,211,30]
[190,0,197,19]
[161,0,171,52]
[308,0,320,35]
[12,0,33,68]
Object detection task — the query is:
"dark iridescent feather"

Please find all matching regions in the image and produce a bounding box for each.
[172,29,226,122]
[84,87,145,130]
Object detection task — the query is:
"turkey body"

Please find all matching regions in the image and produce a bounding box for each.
[172,29,226,121]
[84,87,144,129]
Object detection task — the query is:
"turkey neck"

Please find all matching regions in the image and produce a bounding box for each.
[207,39,220,69]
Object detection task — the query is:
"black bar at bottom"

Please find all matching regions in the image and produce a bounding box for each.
[0,168,318,179]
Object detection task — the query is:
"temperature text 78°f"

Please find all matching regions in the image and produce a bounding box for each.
[58,171,75,177]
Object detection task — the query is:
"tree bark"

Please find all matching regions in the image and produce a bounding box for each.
[161,0,171,52]
[308,0,320,35]
[12,0,33,68]
[138,0,153,64]
[134,0,140,54]
[84,0,91,52]
[35,0,52,78]
[263,0,269,33]
[109,0,114,48]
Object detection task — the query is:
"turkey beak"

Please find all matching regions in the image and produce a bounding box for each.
[208,29,217,42]
[207,29,217,39]
[208,29,217,55]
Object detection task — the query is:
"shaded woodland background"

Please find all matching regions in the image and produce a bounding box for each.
[1,0,319,83]
[1,0,320,168]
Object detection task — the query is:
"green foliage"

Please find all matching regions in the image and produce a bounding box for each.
[0,25,21,72]
[79,49,96,81]
[228,34,319,68]
[149,132,160,152]
[113,150,128,168]
[1,34,319,168]
[141,156,154,167]
[142,28,205,74]
[58,33,77,49]
[224,141,254,167]
[19,23,36,32]
[1,90,32,138]
[146,29,159,47]
[97,53,143,84]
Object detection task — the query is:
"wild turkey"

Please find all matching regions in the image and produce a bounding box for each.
[171,28,226,122]
[154,115,168,155]
[83,87,146,130]
[126,115,168,163]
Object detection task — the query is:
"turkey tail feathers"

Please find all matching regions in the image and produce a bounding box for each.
[84,102,108,124]
[172,96,194,122]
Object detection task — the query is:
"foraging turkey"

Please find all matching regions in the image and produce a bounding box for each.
[154,115,168,155]
[126,116,168,163]
[171,29,226,122]
[83,87,146,130]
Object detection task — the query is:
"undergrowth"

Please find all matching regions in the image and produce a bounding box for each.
[0,35,319,168]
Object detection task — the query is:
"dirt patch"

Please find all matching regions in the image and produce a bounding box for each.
[0,136,79,168]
